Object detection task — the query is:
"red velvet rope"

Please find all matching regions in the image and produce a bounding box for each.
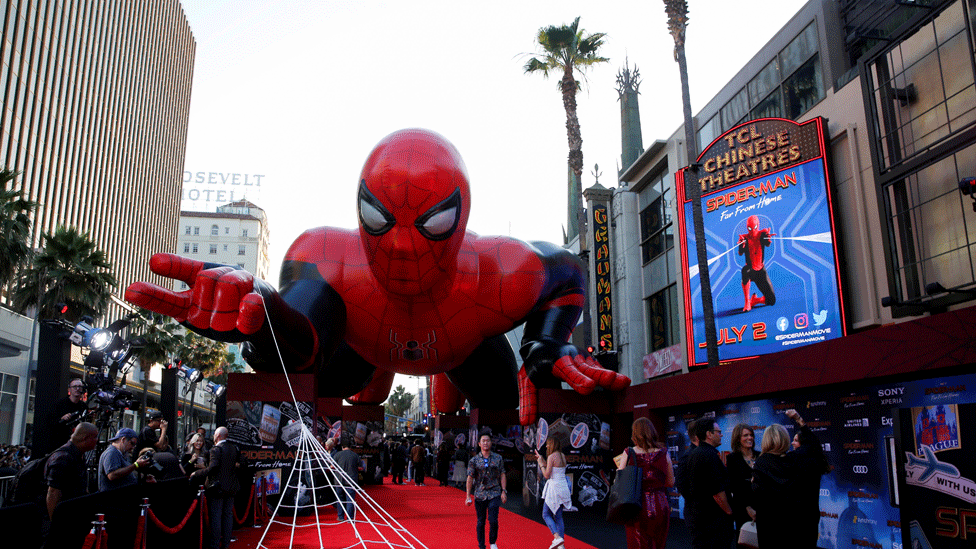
[98,531,109,549]
[82,532,96,549]
[233,483,256,525]
[132,514,145,549]
[147,498,199,535]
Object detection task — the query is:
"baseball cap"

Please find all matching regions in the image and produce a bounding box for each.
[109,428,138,441]
[147,410,163,420]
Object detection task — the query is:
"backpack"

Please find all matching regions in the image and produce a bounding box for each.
[8,452,53,506]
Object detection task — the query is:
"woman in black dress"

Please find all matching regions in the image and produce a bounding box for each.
[726,423,758,532]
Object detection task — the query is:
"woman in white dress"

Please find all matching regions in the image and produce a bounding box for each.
[535,436,573,549]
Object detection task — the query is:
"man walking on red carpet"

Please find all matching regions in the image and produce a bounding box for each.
[466,432,507,549]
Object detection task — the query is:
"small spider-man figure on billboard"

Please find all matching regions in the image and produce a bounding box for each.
[737,214,776,312]
[126,129,629,425]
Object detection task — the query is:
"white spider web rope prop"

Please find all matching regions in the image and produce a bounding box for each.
[249,302,429,549]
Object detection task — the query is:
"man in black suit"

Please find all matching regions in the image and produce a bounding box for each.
[191,426,240,549]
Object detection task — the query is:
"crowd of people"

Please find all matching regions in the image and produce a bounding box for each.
[628,409,831,549]
[10,378,835,549]
[0,444,31,474]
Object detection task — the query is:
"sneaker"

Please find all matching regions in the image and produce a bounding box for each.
[490,545,499,549]
[549,537,564,549]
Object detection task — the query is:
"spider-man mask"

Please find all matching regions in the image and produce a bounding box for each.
[746,214,759,234]
[358,128,471,296]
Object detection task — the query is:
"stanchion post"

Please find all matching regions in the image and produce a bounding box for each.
[140,498,150,549]
[93,513,106,549]
[198,486,206,549]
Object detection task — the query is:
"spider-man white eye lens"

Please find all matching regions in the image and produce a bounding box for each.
[415,188,461,241]
[421,208,457,237]
[360,201,388,232]
[358,182,396,236]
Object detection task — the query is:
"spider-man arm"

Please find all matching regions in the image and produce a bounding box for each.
[517,241,630,425]
[241,259,347,373]
[125,254,332,372]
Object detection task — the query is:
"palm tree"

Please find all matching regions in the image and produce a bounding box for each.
[176,330,235,379]
[12,226,117,322]
[0,169,37,293]
[385,385,413,433]
[664,0,719,369]
[130,309,184,367]
[524,16,609,246]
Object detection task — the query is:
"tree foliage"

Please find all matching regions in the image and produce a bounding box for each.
[12,226,116,322]
[385,385,413,418]
[0,169,37,291]
[523,16,608,243]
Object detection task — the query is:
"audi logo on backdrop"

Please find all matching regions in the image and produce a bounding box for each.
[853,465,869,474]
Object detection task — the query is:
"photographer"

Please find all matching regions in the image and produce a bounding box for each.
[137,410,170,454]
[51,378,89,445]
[137,447,185,480]
[98,428,152,492]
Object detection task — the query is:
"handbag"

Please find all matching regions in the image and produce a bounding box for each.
[606,447,642,524]
[738,521,759,548]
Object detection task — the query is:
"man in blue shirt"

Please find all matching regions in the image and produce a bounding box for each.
[98,428,151,492]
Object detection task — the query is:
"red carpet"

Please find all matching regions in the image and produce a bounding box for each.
[231,479,600,549]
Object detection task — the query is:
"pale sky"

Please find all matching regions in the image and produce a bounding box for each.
[177,0,809,393]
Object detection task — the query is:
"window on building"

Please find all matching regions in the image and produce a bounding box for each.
[193,226,199,235]
[238,245,246,256]
[192,243,198,254]
[223,244,228,251]
[242,229,248,238]
[646,285,679,352]
[862,3,976,314]
[721,88,750,130]
[183,243,190,253]
[211,224,219,236]
[0,373,20,444]
[185,226,191,235]
[225,227,229,234]
[209,244,217,254]
[696,115,720,153]
[639,172,673,265]
[237,263,245,269]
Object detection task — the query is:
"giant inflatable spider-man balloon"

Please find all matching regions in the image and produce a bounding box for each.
[126,129,630,425]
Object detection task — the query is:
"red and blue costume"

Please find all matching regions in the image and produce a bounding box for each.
[126,129,629,425]
[737,214,776,312]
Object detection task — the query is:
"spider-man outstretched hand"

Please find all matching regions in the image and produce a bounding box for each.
[126,129,629,425]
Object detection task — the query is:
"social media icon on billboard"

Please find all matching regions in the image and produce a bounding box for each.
[777,317,789,332]
[813,309,828,326]
[794,313,809,329]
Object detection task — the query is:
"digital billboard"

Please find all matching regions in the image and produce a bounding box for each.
[676,117,846,367]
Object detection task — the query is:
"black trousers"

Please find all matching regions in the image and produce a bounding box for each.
[413,461,425,484]
[474,496,501,549]
[208,495,235,549]
[686,510,733,549]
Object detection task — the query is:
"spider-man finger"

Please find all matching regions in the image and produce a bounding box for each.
[148,253,208,284]
[125,281,191,322]
[552,355,598,395]
[578,356,631,391]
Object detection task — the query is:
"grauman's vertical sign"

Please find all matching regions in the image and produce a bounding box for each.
[593,204,613,351]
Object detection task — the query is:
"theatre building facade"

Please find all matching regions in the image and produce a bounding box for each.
[605,1,976,547]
